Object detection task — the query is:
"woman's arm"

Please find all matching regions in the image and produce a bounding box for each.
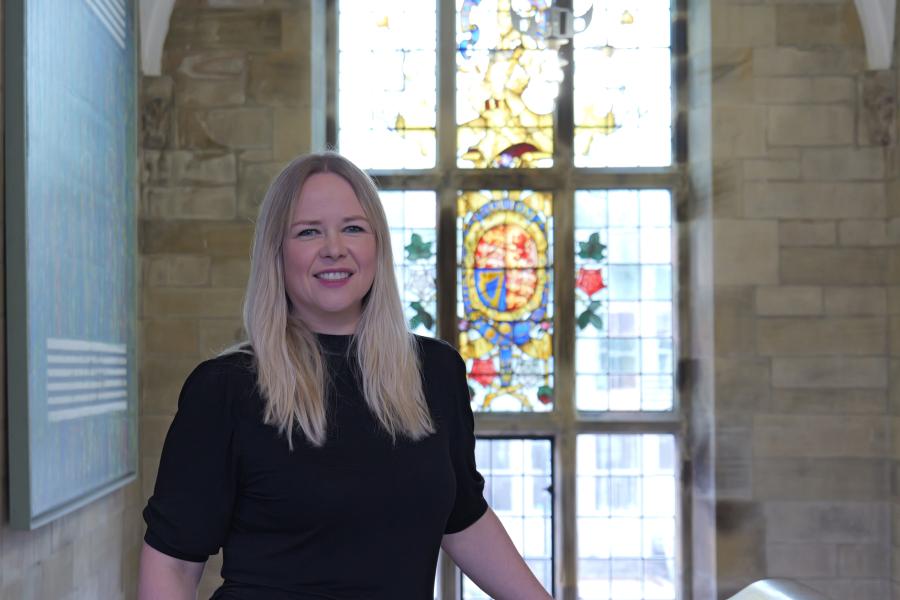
[442,508,552,600]
[137,542,205,600]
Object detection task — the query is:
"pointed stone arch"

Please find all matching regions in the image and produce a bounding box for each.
[139,0,176,75]
[854,0,896,70]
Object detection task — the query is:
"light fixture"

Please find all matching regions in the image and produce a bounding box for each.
[511,1,594,49]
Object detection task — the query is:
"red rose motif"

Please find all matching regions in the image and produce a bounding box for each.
[469,358,497,387]
[576,267,605,297]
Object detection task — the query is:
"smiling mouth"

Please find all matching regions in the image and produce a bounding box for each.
[316,271,352,281]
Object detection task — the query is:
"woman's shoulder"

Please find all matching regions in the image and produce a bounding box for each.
[174,347,259,417]
[412,335,467,384]
[413,334,462,365]
[198,345,254,372]
[184,347,257,393]
[412,336,471,420]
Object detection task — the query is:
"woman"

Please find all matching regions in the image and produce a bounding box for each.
[138,152,552,600]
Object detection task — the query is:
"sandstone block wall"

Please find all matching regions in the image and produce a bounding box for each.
[705,1,900,598]
[890,10,900,597]
[140,1,316,595]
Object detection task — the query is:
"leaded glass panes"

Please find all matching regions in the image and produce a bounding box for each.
[577,434,677,600]
[463,438,554,599]
[381,191,438,336]
[456,0,562,168]
[573,0,672,167]
[339,1,437,169]
[575,190,673,411]
[458,190,554,412]
[336,2,683,597]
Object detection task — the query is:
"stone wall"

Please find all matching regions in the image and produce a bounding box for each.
[139,0,320,595]
[0,2,143,598]
[891,5,900,598]
[705,1,899,598]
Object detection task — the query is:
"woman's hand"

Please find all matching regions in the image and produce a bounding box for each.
[441,508,553,600]
[137,542,205,600]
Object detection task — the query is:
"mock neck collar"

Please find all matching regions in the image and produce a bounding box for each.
[316,332,353,355]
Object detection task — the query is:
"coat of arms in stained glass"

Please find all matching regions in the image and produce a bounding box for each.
[458,190,554,411]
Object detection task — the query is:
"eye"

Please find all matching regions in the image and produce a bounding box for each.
[295,228,319,238]
[344,224,367,233]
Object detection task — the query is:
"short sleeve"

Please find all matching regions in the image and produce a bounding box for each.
[444,350,489,534]
[142,359,239,562]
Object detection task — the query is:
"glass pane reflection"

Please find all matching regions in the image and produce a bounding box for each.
[575,190,674,412]
[463,438,553,599]
[338,0,437,169]
[573,0,672,167]
[577,434,677,600]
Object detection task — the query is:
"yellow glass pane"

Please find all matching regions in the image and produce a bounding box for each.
[456,0,562,168]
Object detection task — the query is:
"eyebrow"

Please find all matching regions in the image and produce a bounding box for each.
[289,215,370,228]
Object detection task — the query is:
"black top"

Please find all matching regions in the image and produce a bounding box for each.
[143,335,487,600]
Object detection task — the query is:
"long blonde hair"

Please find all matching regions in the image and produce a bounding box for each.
[241,152,434,448]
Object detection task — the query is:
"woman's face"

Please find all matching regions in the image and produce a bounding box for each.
[283,172,377,334]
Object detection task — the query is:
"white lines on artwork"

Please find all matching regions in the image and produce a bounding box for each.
[47,379,127,392]
[48,401,128,422]
[48,389,128,406]
[47,354,127,365]
[84,0,126,49]
[46,337,130,422]
[48,367,127,378]
[48,338,127,354]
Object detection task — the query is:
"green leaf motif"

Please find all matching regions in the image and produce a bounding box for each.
[576,308,604,331]
[405,233,433,261]
[408,301,435,331]
[577,232,606,261]
[576,310,592,330]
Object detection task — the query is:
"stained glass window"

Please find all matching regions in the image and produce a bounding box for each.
[381,191,438,336]
[577,434,677,600]
[463,438,554,598]
[458,190,554,412]
[339,1,437,169]
[336,2,683,597]
[456,0,563,168]
[573,0,672,167]
[575,190,673,411]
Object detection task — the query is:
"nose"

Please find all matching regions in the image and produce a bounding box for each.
[320,231,347,259]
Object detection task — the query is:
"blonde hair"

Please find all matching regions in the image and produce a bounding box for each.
[241,152,434,448]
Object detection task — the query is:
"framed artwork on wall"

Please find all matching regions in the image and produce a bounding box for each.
[5,0,138,529]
